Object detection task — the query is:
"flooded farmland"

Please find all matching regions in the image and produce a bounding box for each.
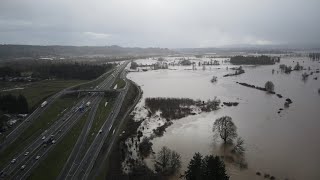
[127,56,320,180]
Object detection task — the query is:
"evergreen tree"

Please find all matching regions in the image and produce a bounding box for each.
[185,153,203,180]
[185,153,229,180]
[202,155,229,180]
[17,94,29,113]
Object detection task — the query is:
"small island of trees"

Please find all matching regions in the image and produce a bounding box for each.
[230,55,280,65]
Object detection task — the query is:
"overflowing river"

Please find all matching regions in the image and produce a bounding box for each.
[127,56,320,180]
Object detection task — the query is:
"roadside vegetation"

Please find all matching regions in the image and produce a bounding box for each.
[27,111,89,180]
[72,70,113,90]
[0,94,28,114]
[93,81,142,180]
[0,93,80,168]
[1,80,86,110]
[112,77,126,89]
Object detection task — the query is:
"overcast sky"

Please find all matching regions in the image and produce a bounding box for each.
[0,0,319,48]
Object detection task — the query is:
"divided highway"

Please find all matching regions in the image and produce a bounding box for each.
[0,62,129,180]
[0,68,115,152]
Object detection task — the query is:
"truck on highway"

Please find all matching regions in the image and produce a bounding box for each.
[86,101,91,107]
[41,101,48,108]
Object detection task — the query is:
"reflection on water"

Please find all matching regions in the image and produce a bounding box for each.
[128,56,320,180]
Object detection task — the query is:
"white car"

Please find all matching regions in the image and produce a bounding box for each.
[52,140,56,144]
[20,165,26,170]
[35,156,40,160]
[24,152,29,156]
[98,129,103,134]
[11,159,16,163]
[42,136,46,140]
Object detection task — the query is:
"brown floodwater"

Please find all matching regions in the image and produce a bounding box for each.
[128,56,320,180]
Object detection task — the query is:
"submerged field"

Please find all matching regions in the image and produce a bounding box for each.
[127,56,320,180]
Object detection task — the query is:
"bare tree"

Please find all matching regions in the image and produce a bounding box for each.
[213,116,237,144]
[231,137,245,155]
[155,146,181,175]
[265,81,274,93]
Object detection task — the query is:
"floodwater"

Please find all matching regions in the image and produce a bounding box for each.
[127,56,320,180]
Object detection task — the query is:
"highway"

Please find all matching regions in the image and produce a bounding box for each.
[0,62,128,179]
[90,79,142,179]
[59,63,129,180]
[0,68,115,152]
[70,71,129,180]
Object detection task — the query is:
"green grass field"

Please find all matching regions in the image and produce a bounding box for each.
[0,95,79,168]
[112,77,126,89]
[73,70,113,90]
[27,111,89,180]
[1,80,87,110]
[82,95,116,157]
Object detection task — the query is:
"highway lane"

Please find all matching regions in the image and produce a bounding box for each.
[10,97,99,180]
[58,62,129,180]
[1,95,93,177]
[90,79,142,179]
[71,69,129,180]
[0,68,115,152]
[57,97,102,179]
[0,64,125,179]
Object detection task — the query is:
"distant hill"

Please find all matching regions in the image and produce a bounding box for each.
[0,45,175,59]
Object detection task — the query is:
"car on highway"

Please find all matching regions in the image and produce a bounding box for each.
[98,129,103,134]
[0,171,4,177]
[35,156,40,160]
[11,159,16,163]
[42,136,46,140]
[52,140,56,144]
[24,152,29,156]
[20,165,26,170]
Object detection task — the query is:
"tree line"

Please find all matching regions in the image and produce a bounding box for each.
[186,153,229,180]
[0,66,21,78]
[0,62,113,80]
[0,45,173,59]
[145,97,196,119]
[309,53,320,60]
[145,97,221,120]
[230,55,280,65]
[31,63,112,80]
[0,94,28,114]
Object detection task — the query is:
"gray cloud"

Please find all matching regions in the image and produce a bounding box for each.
[0,0,319,48]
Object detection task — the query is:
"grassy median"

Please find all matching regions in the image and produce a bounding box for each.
[0,94,80,168]
[27,111,89,180]
[93,82,141,180]
[82,93,117,156]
